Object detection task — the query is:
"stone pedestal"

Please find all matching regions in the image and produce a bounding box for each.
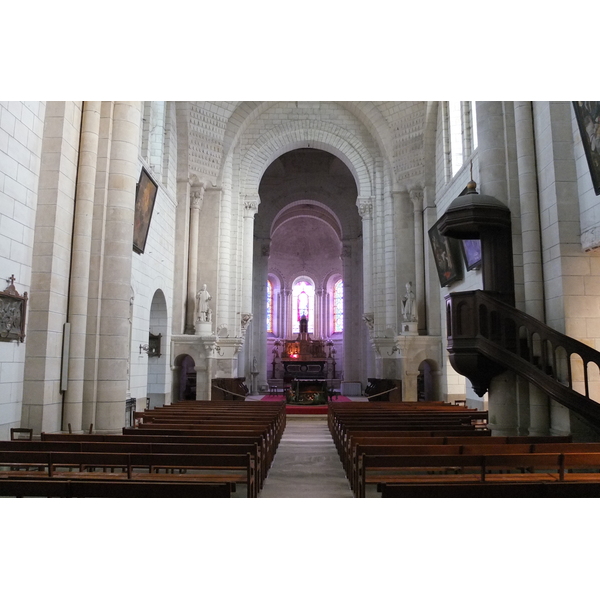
[401,321,418,335]
[195,322,213,336]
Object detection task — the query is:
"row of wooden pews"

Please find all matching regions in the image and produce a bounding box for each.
[0,400,286,497]
[329,402,600,497]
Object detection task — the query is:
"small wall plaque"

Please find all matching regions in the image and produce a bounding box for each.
[0,275,27,342]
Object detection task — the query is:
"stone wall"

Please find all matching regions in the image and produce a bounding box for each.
[0,101,46,439]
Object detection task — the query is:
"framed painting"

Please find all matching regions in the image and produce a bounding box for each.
[461,239,482,271]
[133,167,158,254]
[573,101,600,195]
[428,221,463,287]
[0,275,27,343]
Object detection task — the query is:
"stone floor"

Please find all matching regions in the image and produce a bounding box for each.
[258,415,356,498]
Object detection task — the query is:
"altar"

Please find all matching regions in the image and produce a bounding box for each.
[271,315,336,385]
[285,379,328,405]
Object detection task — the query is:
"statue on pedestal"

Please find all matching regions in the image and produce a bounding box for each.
[402,281,417,322]
[196,284,212,323]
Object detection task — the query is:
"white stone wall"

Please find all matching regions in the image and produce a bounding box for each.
[0,101,46,439]
[130,159,177,406]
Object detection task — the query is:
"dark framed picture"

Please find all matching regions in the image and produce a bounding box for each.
[573,101,600,195]
[133,167,158,254]
[428,222,463,287]
[461,239,482,271]
[0,275,28,343]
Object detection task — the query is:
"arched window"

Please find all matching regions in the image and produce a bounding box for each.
[266,280,273,333]
[333,279,343,332]
[449,100,464,177]
[292,279,314,333]
[444,101,479,181]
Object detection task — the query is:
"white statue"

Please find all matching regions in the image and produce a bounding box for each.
[196,284,212,323]
[402,281,417,322]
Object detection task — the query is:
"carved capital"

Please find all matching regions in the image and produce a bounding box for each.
[357,198,373,220]
[244,195,260,216]
[409,187,424,210]
[341,244,352,259]
[190,184,205,210]
[261,242,271,257]
[241,312,253,333]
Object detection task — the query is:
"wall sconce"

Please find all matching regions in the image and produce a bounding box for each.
[139,332,162,357]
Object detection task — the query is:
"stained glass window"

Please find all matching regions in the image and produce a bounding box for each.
[292,280,314,333]
[266,280,273,333]
[333,279,343,332]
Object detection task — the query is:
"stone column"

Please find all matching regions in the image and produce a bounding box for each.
[340,242,354,381]
[477,101,518,435]
[283,289,293,339]
[315,288,324,338]
[423,184,442,337]
[357,197,374,318]
[237,198,258,381]
[383,188,396,330]
[95,101,141,432]
[514,101,550,435]
[242,197,259,315]
[63,101,102,432]
[256,240,271,392]
[185,184,204,333]
[410,187,425,333]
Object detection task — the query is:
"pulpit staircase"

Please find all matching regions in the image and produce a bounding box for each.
[446,290,600,431]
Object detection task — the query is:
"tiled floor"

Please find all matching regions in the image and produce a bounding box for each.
[259,416,356,498]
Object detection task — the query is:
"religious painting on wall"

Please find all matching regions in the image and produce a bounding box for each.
[573,101,600,195]
[0,275,28,343]
[461,239,482,271]
[133,167,159,254]
[428,222,462,287]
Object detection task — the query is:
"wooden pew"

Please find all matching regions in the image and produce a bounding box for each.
[355,451,600,497]
[341,435,574,485]
[0,440,266,491]
[349,441,595,494]
[379,481,600,498]
[0,478,232,497]
[0,450,257,497]
[42,432,277,483]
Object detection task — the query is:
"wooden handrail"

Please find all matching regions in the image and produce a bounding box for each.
[446,290,600,429]
[366,387,398,401]
[211,385,246,400]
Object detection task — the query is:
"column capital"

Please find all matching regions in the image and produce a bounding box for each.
[261,241,271,258]
[409,187,424,210]
[243,195,260,216]
[341,243,352,259]
[241,312,253,334]
[190,184,205,210]
[356,197,374,220]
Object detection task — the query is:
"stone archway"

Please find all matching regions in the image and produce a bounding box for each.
[172,354,196,402]
[417,359,437,402]
[147,289,169,407]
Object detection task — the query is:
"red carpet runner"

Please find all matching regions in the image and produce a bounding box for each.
[260,395,352,415]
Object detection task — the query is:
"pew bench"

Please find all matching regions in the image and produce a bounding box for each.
[0,440,266,491]
[356,451,600,497]
[379,481,600,498]
[0,450,257,497]
[0,478,232,498]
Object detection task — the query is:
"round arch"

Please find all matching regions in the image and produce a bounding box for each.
[239,120,377,199]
